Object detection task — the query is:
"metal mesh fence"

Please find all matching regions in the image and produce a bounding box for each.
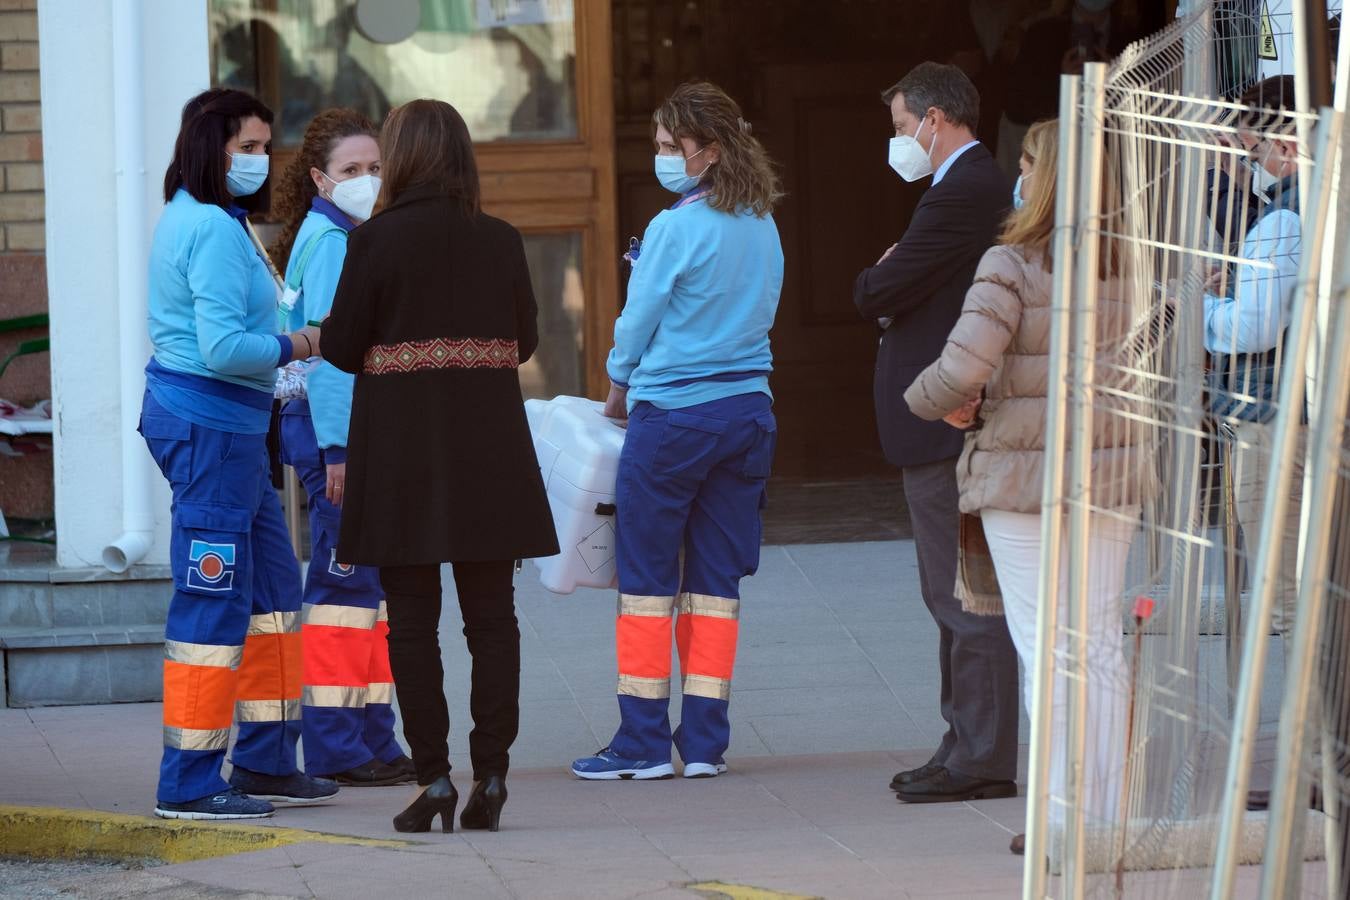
[1020,3,1346,897]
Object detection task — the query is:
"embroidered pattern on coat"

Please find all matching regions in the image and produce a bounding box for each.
[363,337,519,374]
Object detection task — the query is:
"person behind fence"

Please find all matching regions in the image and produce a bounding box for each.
[570,81,783,782]
[905,119,1155,853]
[853,61,1021,805]
[142,87,338,820]
[270,108,416,788]
[1204,75,1305,644]
[322,99,559,834]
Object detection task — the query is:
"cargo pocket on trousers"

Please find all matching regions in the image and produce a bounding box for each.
[741,413,778,479]
[653,411,728,477]
[175,501,251,600]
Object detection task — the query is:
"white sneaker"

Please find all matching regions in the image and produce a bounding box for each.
[683,760,729,779]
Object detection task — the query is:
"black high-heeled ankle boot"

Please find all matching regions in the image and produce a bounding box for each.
[392,776,458,833]
[459,775,507,832]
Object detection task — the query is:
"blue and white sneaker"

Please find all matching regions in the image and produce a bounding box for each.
[683,758,729,779]
[154,788,274,820]
[571,748,675,780]
[229,767,339,806]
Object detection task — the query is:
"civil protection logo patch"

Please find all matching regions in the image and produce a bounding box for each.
[329,549,355,578]
[187,540,236,591]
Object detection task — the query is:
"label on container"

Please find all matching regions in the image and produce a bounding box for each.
[578,521,616,573]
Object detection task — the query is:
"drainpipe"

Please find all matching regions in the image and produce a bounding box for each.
[102,0,155,573]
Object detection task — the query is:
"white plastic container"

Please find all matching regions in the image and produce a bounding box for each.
[525,395,627,594]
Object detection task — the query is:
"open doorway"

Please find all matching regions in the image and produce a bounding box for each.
[610,0,1171,540]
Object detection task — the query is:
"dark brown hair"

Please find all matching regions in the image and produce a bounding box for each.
[378,99,480,216]
[270,108,377,269]
[163,88,274,213]
[881,62,980,132]
[1238,75,1299,133]
[653,82,782,217]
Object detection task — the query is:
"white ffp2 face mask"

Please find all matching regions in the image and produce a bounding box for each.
[322,172,381,223]
[888,118,935,182]
[1249,158,1281,199]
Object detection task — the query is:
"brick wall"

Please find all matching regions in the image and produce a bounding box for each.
[0,0,50,524]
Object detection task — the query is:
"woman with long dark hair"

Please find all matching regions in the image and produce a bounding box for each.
[271,108,414,787]
[323,99,558,833]
[143,88,336,820]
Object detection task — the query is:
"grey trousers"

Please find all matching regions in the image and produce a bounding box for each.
[902,457,1020,781]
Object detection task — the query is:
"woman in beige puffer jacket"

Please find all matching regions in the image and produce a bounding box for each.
[905,119,1157,838]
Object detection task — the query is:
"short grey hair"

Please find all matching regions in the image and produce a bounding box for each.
[881,62,980,132]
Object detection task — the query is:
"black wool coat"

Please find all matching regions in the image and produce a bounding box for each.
[323,183,560,566]
[853,143,1010,469]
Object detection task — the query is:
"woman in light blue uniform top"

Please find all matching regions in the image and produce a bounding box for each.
[142,88,336,820]
[573,82,784,781]
[271,108,414,787]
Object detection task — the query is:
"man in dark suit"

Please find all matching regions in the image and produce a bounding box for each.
[854,62,1020,803]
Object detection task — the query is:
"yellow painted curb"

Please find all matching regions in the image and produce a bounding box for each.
[0,804,407,865]
[686,882,819,900]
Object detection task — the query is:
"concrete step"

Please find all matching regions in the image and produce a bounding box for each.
[0,544,169,707]
[1,623,164,708]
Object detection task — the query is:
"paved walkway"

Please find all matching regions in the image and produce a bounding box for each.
[0,541,1284,898]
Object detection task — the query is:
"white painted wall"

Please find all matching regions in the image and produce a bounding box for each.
[40,1,209,568]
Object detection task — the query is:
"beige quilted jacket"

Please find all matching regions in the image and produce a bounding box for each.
[904,243,1157,517]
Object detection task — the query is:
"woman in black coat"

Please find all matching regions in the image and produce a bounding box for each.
[323,99,559,835]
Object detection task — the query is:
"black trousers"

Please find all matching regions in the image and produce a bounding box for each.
[379,561,519,784]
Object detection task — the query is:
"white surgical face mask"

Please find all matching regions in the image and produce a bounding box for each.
[655,146,710,194]
[1012,174,1026,210]
[887,118,935,182]
[1249,156,1282,198]
[322,171,381,223]
[225,151,269,197]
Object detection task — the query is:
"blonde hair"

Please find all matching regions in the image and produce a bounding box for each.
[999,118,1122,277]
[998,119,1059,259]
[653,82,783,217]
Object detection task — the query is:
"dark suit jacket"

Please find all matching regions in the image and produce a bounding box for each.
[853,143,1008,469]
[324,183,560,566]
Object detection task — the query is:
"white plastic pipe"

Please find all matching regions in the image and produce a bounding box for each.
[102,0,155,574]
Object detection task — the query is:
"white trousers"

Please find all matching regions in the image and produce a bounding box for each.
[981,506,1140,826]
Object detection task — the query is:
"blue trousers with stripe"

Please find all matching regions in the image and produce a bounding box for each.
[610,392,775,764]
[279,401,401,775]
[140,389,303,804]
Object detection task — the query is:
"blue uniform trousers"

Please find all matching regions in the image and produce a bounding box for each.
[279,401,401,775]
[609,392,776,764]
[139,389,303,804]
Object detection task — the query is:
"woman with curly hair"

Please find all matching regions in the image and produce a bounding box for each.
[571,81,784,782]
[271,108,414,787]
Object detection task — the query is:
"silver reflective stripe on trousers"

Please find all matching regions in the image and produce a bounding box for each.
[164,639,242,669]
[618,674,670,699]
[303,685,368,709]
[302,603,378,630]
[683,674,731,701]
[618,594,675,617]
[235,698,302,722]
[164,726,230,752]
[247,611,301,635]
[677,592,740,619]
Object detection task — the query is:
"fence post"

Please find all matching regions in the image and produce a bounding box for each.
[1023,71,1082,900]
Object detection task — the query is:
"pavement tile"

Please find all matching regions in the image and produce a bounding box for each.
[159,851,316,897]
